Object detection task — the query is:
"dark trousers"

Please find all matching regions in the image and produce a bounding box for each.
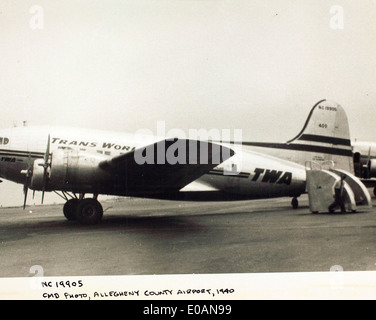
[328,189,346,213]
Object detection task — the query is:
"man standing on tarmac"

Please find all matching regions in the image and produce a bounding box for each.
[329,175,347,213]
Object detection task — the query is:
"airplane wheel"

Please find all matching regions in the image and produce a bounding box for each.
[75,198,103,225]
[374,187,376,197]
[63,199,79,221]
[291,197,299,209]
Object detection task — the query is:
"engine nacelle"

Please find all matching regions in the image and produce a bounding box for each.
[31,149,110,192]
[30,158,46,190]
[368,159,376,177]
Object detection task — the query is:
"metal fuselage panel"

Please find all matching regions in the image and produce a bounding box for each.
[0,126,307,199]
[198,144,306,199]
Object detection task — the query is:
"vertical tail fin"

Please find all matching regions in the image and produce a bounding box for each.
[288,99,353,173]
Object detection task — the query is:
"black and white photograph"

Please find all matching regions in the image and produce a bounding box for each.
[0,0,376,301]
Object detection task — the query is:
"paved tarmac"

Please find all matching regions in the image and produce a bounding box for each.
[0,195,375,278]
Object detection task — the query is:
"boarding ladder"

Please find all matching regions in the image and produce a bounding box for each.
[305,161,372,213]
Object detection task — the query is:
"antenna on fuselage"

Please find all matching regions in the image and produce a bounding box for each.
[12,121,28,127]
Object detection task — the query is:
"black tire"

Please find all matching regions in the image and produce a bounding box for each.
[63,199,79,221]
[291,197,299,209]
[373,187,376,197]
[75,198,103,225]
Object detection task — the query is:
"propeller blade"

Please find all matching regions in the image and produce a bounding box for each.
[41,134,51,204]
[23,186,28,210]
[22,153,32,210]
[44,134,50,164]
[367,147,372,178]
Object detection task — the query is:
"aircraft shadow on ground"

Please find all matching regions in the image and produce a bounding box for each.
[3,213,209,238]
[97,214,206,233]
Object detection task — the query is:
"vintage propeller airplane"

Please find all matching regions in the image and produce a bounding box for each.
[352,140,376,196]
[0,99,360,224]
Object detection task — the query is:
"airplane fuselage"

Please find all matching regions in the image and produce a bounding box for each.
[0,126,307,201]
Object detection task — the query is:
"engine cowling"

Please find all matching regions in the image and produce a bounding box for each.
[30,149,110,192]
[30,158,46,191]
[368,159,376,177]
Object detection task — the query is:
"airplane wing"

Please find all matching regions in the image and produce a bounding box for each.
[99,138,234,196]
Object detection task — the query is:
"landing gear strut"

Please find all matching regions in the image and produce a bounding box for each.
[57,192,104,225]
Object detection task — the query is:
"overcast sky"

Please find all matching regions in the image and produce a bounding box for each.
[0,0,375,206]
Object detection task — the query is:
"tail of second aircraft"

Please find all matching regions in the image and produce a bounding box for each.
[286,99,354,173]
